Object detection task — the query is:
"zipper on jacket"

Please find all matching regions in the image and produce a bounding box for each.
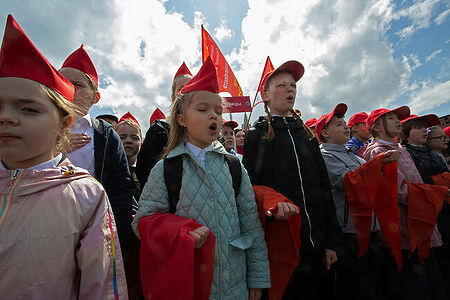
[344,200,349,228]
[283,117,315,248]
[0,170,22,226]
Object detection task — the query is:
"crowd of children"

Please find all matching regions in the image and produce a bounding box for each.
[1,14,450,300]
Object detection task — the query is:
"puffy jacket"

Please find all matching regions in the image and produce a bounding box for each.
[93,117,135,255]
[136,119,170,191]
[0,159,127,299]
[320,143,379,233]
[133,141,270,300]
[243,116,342,251]
[360,141,442,249]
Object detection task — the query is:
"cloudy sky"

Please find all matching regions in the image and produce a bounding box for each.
[1,0,449,131]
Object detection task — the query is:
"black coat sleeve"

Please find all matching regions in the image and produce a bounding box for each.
[242,128,264,186]
[103,128,134,256]
[136,120,170,191]
[311,139,343,250]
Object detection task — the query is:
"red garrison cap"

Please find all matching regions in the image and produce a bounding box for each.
[180,56,218,94]
[149,108,166,125]
[400,114,439,127]
[0,15,75,101]
[222,118,238,129]
[173,61,192,80]
[315,103,348,142]
[261,60,305,91]
[305,118,317,128]
[62,44,98,86]
[118,112,140,127]
[347,112,368,129]
[366,106,410,130]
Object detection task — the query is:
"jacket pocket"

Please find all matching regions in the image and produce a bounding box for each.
[229,235,255,250]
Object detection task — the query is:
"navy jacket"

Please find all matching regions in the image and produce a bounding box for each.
[92,118,134,255]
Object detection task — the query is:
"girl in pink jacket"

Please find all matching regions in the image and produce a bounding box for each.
[0,15,127,299]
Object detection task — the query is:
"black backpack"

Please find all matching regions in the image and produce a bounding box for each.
[164,154,242,213]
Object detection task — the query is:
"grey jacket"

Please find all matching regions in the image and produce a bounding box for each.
[320,143,379,234]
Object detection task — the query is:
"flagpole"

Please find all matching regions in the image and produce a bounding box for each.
[245,92,259,131]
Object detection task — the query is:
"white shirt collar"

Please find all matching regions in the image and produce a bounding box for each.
[73,114,92,130]
[0,153,63,171]
[186,142,213,168]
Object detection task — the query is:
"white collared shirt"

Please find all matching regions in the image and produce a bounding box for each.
[67,114,95,176]
[186,142,213,168]
[0,153,63,171]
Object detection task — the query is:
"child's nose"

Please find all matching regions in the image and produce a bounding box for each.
[0,110,18,125]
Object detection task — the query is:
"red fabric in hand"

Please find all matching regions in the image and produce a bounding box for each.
[253,186,301,300]
[406,182,447,263]
[431,173,450,203]
[138,213,215,300]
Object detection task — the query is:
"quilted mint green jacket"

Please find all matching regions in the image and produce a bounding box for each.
[133,142,270,299]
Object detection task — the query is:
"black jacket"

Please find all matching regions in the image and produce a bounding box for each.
[136,119,171,191]
[243,116,342,250]
[93,118,135,255]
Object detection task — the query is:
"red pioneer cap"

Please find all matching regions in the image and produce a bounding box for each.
[180,56,219,94]
[400,114,439,127]
[149,107,166,125]
[315,103,348,142]
[305,118,318,128]
[62,44,98,87]
[366,106,410,130]
[173,61,192,80]
[347,112,369,129]
[261,60,305,91]
[222,118,238,129]
[118,112,140,127]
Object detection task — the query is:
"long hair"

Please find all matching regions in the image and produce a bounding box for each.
[263,71,314,141]
[163,92,195,157]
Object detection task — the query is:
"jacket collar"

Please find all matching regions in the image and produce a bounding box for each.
[254,115,302,129]
[167,141,228,159]
[320,143,352,153]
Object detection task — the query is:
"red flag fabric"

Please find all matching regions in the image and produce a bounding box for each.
[431,173,450,203]
[118,112,140,127]
[138,213,215,300]
[224,96,252,113]
[201,26,243,97]
[406,182,447,263]
[344,155,403,270]
[149,108,166,125]
[253,186,301,300]
[0,15,75,101]
[257,56,275,95]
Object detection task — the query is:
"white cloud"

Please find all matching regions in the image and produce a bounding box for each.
[214,19,234,42]
[409,80,450,113]
[394,0,440,39]
[435,8,450,25]
[425,49,442,62]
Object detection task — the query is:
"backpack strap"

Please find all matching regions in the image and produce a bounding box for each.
[164,153,242,214]
[224,154,242,199]
[164,156,183,214]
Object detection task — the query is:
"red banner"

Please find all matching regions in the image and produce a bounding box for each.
[257,56,274,95]
[224,96,252,113]
[202,25,243,97]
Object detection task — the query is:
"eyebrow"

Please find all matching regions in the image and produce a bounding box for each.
[13,98,46,106]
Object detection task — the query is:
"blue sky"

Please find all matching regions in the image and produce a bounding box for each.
[1,0,449,131]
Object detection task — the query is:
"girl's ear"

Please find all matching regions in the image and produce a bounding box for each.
[177,113,186,128]
[93,92,101,104]
[262,90,270,103]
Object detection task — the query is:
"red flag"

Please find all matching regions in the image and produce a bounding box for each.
[224,96,252,113]
[201,25,243,97]
[257,56,275,95]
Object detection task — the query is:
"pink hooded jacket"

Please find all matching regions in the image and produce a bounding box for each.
[0,159,128,299]
[361,141,442,249]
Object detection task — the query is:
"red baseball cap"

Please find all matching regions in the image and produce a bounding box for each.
[180,56,218,94]
[261,60,305,91]
[443,126,450,137]
[62,44,98,87]
[0,15,75,101]
[305,118,317,128]
[366,106,410,130]
[315,103,348,142]
[173,61,192,80]
[347,112,368,129]
[118,112,140,127]
[222,118,238,129]
[400,114,439,127]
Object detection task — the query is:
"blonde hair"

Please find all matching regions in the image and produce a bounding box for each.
[41,85,79,154]
[263,71,314,141]
[116,119,142,140]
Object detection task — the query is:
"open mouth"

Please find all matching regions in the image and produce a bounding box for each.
[286,95,294,101]
[209,123,217,132]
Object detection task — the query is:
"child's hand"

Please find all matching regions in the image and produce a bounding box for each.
[249,288,262,300]
[323,249,337,270]
[381,150,400,165]
[265,202,299,220]
[189,226,209,248]
[67,133,91,153]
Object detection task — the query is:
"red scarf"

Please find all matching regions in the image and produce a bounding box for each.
[138,213,215,300]
[253,186,301,300]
